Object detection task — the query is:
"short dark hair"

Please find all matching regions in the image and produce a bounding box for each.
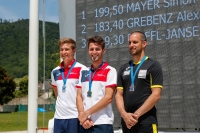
[130,31,147,42]
[87,36,105,49]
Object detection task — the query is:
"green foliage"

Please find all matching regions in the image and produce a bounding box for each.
[19,76,28,95]
[13,76,28,98]
[13,90,24,98]
[0,66,16,105]
[14,78,23,87]
[51,52,60,67]
[0,19,59,81]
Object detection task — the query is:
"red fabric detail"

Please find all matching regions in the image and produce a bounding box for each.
[76,85,82,89]
[91,68,110,82]
[51,84,56,87]
[106,84,117,88]
[58,67,81,80]
[59,59,76,69]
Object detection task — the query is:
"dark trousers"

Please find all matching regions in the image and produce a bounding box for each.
[122,122,158,133]
[54,118,79,133]
[79,124,114,133]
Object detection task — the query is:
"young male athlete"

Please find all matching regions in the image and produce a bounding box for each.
[76,36,117,133]
[115,31,163,133]
[51,38,86,133]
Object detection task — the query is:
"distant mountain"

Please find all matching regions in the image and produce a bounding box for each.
[0,19,60,81]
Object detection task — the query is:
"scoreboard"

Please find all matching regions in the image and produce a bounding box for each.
[75,0,200,128]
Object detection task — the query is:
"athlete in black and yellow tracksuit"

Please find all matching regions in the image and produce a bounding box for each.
[117,57,163,133]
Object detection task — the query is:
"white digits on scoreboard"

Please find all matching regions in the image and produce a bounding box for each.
[82,11,86,19]
[95,21,110,32]
[81,39,86,48]
[82,24,86,34]
[104,35,125,48]
[95,5,123,18]
[81,10,86,35]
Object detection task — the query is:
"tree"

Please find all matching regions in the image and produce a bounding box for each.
[0,66,16,105]
[0,19,59,79]
[13,90,24,98]
[51,52,60,67]
[13,75,28,98]
[19,75,28,95]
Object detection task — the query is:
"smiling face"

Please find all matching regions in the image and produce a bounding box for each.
[128,32,146,56]
[88,42,105,62]
[59,43,75,62]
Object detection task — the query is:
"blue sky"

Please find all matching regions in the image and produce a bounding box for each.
[0,0,59,23]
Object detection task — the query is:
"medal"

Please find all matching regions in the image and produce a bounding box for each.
[87,62,104,98]
[62,85,66,92]
[61,61,77,93]
[129,84,134,91]
[87,91,92,97]
[130,56,146,92]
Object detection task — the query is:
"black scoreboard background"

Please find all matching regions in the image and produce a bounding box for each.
[76,0,200,128]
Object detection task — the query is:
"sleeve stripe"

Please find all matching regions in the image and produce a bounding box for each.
[76,85,82,89]
[151,85,162,88]
[117,87,123,90]
[51,84,56,87]
[106,84,117,88]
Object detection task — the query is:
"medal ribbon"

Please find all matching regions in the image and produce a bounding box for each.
[130,56,146,86]
[61,61,77,90]
[88,62,104,95]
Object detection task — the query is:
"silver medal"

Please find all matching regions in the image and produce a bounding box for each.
[129,84,134,91]
[62,85,66,92]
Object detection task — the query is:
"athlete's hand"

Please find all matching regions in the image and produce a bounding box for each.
[122,113,138,129]
[82,118,94,129]
[78,111,90,125]
[131,113,138,127]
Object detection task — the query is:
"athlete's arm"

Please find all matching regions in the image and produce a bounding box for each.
[52,86,58,98]
[134,61,163,119]
[115,89,126,118]
[78,86,115,124]
[76,88,84,114]
[115,88,138,129]
[77,89,94,129]
[133,87,161,119]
